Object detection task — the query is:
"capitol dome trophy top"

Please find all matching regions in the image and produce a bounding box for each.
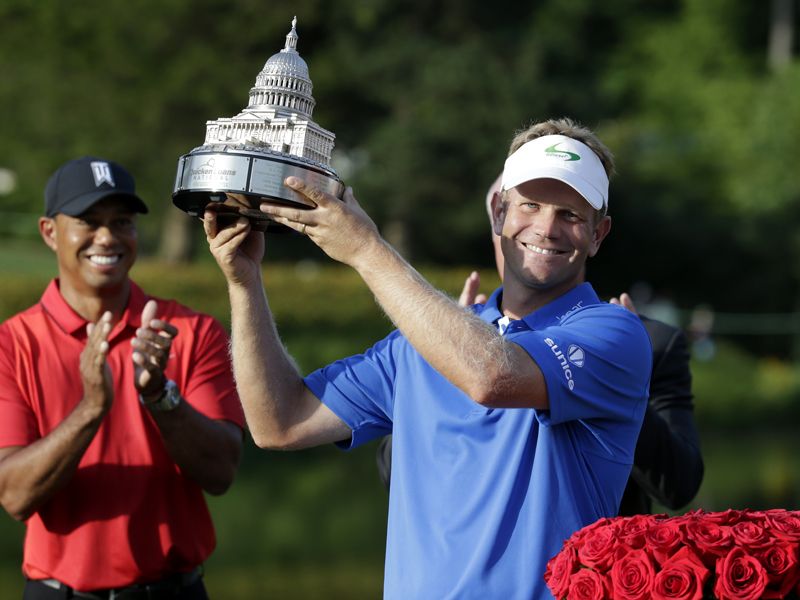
[172,17,343,225]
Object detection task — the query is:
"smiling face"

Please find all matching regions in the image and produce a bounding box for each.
[39,197,138,300]
[495,178,611,311]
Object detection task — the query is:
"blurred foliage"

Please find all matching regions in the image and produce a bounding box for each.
[692,340,800,427]
[2,0,799,354]
[3,0,800,596]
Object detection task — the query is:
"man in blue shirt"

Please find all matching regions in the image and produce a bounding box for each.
[204,117,652,599]
[377,176,704,518]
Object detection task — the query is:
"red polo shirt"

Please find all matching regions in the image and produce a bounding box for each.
[0,280,244,590]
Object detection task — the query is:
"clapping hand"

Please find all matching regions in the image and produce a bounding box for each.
[131,300,178,401]
[80,312,113,412]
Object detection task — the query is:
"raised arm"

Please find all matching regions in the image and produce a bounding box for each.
[258,179,546,410]
[0,313,113,521]
[376,271,489,492]
[203,210,351,450]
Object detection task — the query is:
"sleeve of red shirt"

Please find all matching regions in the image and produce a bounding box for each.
[0,323,39,447]
[173,313,245,429]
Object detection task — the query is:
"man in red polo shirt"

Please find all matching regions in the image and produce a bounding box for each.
[0,156,245,599]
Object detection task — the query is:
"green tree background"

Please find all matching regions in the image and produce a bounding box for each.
[2,0,800,597]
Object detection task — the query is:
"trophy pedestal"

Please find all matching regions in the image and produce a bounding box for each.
[172,144,344,222]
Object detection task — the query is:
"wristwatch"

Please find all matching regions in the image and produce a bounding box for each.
[140,379,182,412]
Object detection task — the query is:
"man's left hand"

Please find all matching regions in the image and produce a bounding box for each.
[132,300,178,400]
[258,177,381,268]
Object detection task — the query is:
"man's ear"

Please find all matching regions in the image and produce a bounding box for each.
[588,215,612,257]
[491,191,505,237]
[38,217,57,252]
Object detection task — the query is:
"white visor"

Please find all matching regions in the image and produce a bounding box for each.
[501,134,609,210]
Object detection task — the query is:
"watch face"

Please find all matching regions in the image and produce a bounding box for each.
[144,380,181,412]
[161,381,181,411]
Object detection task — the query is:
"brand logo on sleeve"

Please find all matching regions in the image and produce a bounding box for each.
[544,338,575,391]
[567,345,585,368]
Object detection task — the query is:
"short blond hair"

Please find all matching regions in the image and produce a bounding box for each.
[508,118,615,179]
[506,118,614,218]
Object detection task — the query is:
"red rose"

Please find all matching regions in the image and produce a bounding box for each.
[651,546,709,600]
[619,515,657,550]
[566,568,609,600]
[609,548,654,600]
[731,520,773,551]
[713,547,769,600]
[704,509,746,525]
[757,541,800,599]
[577,522,619,571]
[766,511,800,542]
[743,510,769,523]
[684,519,734,566]
[552,510,800,600]
[570,517,616,547]
[646,519,686,566]
[545,543,577,599]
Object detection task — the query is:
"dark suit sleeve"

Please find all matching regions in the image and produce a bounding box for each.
[376,435,392,491]
[629,318,704,509]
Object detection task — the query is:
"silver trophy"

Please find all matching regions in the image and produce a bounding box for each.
[172,17,343,225]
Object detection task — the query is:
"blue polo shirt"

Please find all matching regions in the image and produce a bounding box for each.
[304,283,651,599]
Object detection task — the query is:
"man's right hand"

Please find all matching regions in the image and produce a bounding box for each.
[610,292,638,314]
[80,311,113,414]
[203,197,266,287]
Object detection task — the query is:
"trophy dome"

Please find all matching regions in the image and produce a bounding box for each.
[263,52,309,78]
[262,31,309,80]
[203,15,335,167]
[248,16,315,117]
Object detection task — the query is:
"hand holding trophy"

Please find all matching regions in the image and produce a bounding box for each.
[172,17,343,232]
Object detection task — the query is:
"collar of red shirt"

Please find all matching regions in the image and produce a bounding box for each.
[40,279,149,342]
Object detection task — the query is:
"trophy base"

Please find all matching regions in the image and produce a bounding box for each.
[172,144,344,224]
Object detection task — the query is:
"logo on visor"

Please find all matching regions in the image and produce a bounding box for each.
[545,143,580,162]
[567,345,585,368]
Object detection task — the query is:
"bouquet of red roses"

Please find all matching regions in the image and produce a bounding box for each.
[544,509,800,600]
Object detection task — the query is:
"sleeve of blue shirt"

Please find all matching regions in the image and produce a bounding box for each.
[509,303,652,437]
[304,330,401,449]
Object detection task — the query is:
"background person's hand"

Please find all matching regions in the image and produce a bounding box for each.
[132,300,178,400]
[609,292,638,314]
[458,271,488,307]
[258,177,380,268]
[203,196,266,287]
[80,311,113,413]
